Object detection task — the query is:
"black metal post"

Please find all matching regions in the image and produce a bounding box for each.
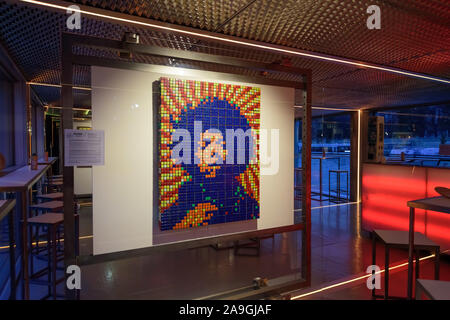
[8,207,16,300]
[61,34,76,300]
[301,71,312,284]
[407,207,415,299]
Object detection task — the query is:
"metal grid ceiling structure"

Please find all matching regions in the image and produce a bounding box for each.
[0,0,449,109]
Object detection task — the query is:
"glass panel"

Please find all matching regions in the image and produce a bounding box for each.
[295,110,353,208]
[373,104,450,168]
[0,81,14,167]
[76,66,303,299]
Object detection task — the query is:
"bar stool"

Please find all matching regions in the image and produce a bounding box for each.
[372,229,440,300]
[28,213,65,300]
[44,181,63,193]
[29,201,64,216]
[328,170,348,203]
[36,192,63,202]
[43,175,63,193]
[29,201,64,273]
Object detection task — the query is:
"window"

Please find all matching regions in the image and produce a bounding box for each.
[295,111,353,206]
[373,104,450,168]
[0,80,14,167]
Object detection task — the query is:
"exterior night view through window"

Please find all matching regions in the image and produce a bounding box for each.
[374,105,450,168]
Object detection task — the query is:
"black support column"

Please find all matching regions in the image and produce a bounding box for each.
[350,111,359,202]
[61,34,76,300]
[301,72,312,284]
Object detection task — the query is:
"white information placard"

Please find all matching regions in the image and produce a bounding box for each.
[64,129,105,166]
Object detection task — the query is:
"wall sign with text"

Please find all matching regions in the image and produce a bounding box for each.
[64,129,105,167]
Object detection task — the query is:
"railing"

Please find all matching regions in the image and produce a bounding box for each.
[385,154,450,168]
[295,152,351,204]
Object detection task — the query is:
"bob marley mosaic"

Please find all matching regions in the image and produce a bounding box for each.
[156,78,260,231]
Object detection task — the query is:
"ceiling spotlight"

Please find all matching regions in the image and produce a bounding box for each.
[119,32,140,59]
[123,32,140,44]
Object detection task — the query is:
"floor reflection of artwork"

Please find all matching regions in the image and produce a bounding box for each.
[157,77,260,231]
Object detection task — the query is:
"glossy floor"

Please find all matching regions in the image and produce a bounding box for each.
[26,201,450,299]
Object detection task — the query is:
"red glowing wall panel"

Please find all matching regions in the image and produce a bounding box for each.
[362,164,450,249]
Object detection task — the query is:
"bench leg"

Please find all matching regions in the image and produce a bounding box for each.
[415,250,420,281]
[51,225,57,300]
[435,247,440,280]
[384,246,389,300]
[29,224,34,275]
[415,281,422,300]
[372,234,376,299]
[47,227,51,297]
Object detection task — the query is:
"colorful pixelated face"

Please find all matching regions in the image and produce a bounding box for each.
[158,78,260,231]
[195,130,228,178]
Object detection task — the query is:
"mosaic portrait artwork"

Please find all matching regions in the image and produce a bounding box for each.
[157,77,260,231]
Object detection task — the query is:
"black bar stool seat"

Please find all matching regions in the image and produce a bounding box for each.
[43,180,63,193]
[36,192,63,201]
[30,201,63,213]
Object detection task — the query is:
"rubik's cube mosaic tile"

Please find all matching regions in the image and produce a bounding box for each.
[158,77,260,231]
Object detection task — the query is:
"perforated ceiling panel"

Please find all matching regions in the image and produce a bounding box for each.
[67,0,450,75]
[0,0,448,109]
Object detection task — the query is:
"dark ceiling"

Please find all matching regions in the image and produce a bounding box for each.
[0,0,449,109]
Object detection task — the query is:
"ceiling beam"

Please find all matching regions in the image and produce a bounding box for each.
[67,32,309,78]
[71,54,304,89]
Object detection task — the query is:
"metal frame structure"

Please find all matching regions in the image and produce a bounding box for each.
[61,32,312,299]
[294,106,362,204]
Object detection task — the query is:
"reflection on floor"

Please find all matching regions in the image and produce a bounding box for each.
[79,228,303,299]
[26,201,450,299]
[292,201,450,299]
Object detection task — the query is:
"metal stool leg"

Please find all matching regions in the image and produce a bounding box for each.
[75,215,80,256]
[47,227,51,298]
[29,224,34,275]
[337,172,340,202]
[346,172,349,201]
[415,250,420,281]
[8,209,16,300]
[51,225,57,300]
[384,246,390,299]
[328,171,331,203]
[415,282,423,300]
[435,247,440,280]
[372,234,376,298]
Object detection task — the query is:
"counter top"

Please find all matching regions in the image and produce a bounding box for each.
[0,165,49,192]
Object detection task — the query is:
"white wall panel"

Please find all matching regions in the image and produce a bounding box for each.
[92,66,294,255]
